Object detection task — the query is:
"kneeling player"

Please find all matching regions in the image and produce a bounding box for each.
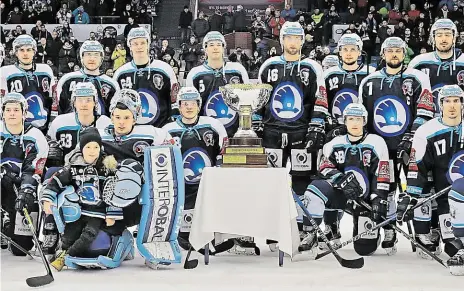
[163,87,233,253]
[397,85,464,275]
[300,103,395,256]
[1,92,48,256]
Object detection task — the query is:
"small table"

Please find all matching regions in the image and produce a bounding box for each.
[189,167,300,266]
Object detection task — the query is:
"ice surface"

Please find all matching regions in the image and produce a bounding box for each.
[1,218,463,291]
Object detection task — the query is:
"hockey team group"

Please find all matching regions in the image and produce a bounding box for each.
[1,17,464,280]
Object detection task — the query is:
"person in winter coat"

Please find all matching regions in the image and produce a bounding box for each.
[182,36,201,78]
[111,43,126,71]
[192,11,210,42]
[73,6,90,24]
[223,6,235,34]
[179,6,193,43]
[281,4,296,21]
[233,5,247,32]
[269,10,286,40]
[58,41,77,72]
[209,10,224,34]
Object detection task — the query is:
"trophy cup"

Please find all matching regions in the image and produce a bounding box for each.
[219,84,273,167]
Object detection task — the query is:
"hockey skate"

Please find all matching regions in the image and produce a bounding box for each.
[0,212,10,250]
[447,249,464,276]
[50,250,67,271]
[298,229,318,259]
[382,229,398,256]
[228,237,260,256]
[415,233,437,260]
[430,228,442,255]
[318,223,341,251]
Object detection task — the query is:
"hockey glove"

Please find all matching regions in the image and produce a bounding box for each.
[46,140,64,167]
[1,166,21,187]
[305,122,326,152]
[333,172,363,200]
[396,193,417,223]
[396,132,414,164]
[326,125,347,143]
[15,187,36,215]
[371,195,388,223]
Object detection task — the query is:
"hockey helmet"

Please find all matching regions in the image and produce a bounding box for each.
[127,27,151,48]
[380,37,407,56]
[0,92,28,119]
[79,40,104,68]
[109,89,142,120]
[337,33,363,52]
[12,34,37,52]
[438,84,464,113]
[322,55,339,70]
[177,86,202,108]
[430,19,457,47]
[202,31,226,49]
[279,22,305,47]
[71,82,99,112]
[342,103,368,125]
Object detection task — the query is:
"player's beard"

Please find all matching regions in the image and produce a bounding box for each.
[436,44,453,54]
[342,59,357,66]
[386,60,403,69]
[284,46,300,57]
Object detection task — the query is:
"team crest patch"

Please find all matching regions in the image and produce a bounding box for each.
[101,84,111,99]
[417,89,434,111]
[203,131,214,146]
[299,68,310,86]
[42,78,50,92]
[153,74,164,90]
[457,71,464,86]
[377,160,390,183]
[362,150,371,167]
[402,79,413,96]
[133,141,150,157]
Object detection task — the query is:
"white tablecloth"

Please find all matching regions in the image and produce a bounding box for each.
[189,167,300,258]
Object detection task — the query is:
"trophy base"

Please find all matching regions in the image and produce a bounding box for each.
[222,137,268,168]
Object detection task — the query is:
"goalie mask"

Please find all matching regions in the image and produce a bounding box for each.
[109,89,142,120]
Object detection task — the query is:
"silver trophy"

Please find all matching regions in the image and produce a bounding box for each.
[219,84,273,140]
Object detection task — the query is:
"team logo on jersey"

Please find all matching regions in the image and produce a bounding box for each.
[271,82,304,122]
[101,84,111,99]
[447,150,464,183]
[205,90,237,128]
[299,68,310,86]
[402,79,413,96]
[432,83,445,114]
[345,167,369,198]
[332,89,358,123]
[457,71,464,86]
[229,76,241,84]
[362,150,371,167]
[79,183,101,205]
[133,141,150,157]
[153,74,164,90]
[373,95,410,137]
[203,131,214,146]
[42,78,50,92]
[137,88,160,124]
[25,91,47,126]
[183,147,212,184]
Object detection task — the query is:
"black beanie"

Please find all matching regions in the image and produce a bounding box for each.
[79,127,102,152]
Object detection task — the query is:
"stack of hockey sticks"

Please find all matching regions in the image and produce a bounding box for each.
[312,185,451,264]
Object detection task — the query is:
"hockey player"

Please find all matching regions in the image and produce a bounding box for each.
[56,40,120,116]
[257,21,327,251]
[397,85,464,275]
[322,55,339,71]
[186,31,250,137]
[42,82,111,254]
[47,82,111,166]
[324,33,374,136]
[0,92,48,256]
[41,127,121,271]
[407,18,464,252]
[298,103,394,256]
[358,36,435,251]
[162,87,229,252]
[0,34,56,132]
[114,27,178,127]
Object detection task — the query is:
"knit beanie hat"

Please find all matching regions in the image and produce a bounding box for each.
[79,127,102,152]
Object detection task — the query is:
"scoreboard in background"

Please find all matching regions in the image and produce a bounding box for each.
[198,0,284,18]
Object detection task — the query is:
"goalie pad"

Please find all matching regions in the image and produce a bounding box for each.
[106,159,143,208]
[65,229,134,269]
[136,145,185,265]
[51,186,81,234]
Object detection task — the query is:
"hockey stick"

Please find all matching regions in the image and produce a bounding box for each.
[293,191,364,269]
[23,208,54,287]
[396,163,416,252]
[358,200,448,268]
[315,185,452,260]
[0,232,34,259]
